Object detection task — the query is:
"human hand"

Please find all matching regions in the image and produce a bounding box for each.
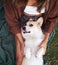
[16,50,24,65]
[38,41,47,55]
[38,32,50,55]
[16,45,24,65]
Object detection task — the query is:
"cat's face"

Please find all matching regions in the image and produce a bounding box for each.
[21,17,43,39]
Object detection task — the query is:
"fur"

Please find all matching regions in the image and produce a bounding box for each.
[21,17,45,65]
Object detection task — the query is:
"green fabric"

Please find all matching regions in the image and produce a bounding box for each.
[44,31,55,65]
[44,30,55,65]
[47,31,55,48]
[0,0,16,65]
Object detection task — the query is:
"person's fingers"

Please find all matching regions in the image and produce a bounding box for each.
[16,56,23,65]
[38,44,47,55]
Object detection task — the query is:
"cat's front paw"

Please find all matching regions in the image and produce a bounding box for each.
[24,48,31,59]
[36,47,44,58]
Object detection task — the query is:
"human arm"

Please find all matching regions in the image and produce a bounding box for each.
[39,32,50,55]
[4,0,24,65]
[15,34,24,65]
[39,0,58,55]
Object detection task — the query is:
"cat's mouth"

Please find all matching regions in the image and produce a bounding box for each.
[23,31,30,33]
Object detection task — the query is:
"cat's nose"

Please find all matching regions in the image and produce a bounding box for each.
[22,26,26,30]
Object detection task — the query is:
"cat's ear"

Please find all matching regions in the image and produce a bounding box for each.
[37,17,43,26]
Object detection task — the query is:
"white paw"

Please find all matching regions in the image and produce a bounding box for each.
[36,47,44,58]
[24,48,31,59]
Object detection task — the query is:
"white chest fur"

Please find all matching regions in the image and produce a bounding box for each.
[22,29,44,65]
